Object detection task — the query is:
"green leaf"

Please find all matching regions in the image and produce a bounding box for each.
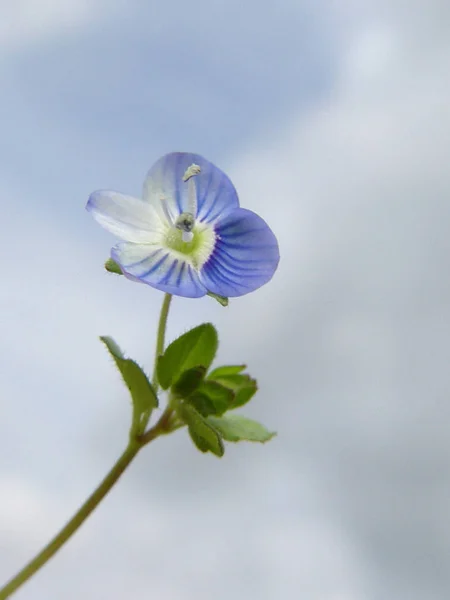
[208,365,246,378]
[178,403,224,457]
[100,336,158,438]
[208,373,258,409]
[206,415,276,443]
[157,323,218,390]
[172,365,206,397]
[207,292,229,307]
[105,258,123,275]
[187,381,234,416]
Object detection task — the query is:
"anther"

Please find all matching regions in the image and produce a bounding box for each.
[183,164,201,181]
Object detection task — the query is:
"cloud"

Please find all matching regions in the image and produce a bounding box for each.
[1,1,450,599]
[0,0,100,50]
[222,3,450,599]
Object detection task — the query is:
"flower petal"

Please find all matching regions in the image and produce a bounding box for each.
[142,152,239,223]
[199,208,279,297]
[87,191,164,243]
[111,242,207,298]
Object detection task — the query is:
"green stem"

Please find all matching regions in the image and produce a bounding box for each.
[0,293,175,599]
[152,293,172,392]
[0,443,139,599]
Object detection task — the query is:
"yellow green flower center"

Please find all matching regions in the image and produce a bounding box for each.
[164,216,216,269]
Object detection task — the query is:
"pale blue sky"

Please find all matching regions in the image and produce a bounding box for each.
[1,0,336,216]
[2,1,450,599]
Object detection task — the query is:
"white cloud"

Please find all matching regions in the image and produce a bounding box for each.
[224,3,450,598]
[0,478,55,540]
[1,1,450,599]
[0,0,98,50]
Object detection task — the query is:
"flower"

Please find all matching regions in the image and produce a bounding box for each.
[87,152,279,298]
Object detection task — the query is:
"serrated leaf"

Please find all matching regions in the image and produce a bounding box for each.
[157,323,218,390]
[208,365,246,378]
[208,373,258,409]
[206,415,275,443]
[101,336,124,357]
[172,366,206,397]
[105,258,123,274]
[206,291,229,307]
[187,380,234,416]
[100,336,157,438]
[178,403,224,457]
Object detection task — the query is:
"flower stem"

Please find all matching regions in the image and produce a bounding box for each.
[152,293,172,392]
[0,293,175,599]
[0,442,139,599]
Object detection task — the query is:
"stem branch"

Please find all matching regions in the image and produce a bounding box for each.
[0,293,175,599]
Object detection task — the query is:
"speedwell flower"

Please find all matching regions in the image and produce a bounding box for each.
[87,152,279,298]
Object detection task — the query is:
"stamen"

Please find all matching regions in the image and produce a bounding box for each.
[160,196,174,226]
[182,164,201,181]
[183,163,201,217]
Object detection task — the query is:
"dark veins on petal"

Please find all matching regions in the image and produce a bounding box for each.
[176,262,186,286]
[140,253,169,279]
[125,248,164,270]
[197,169,213,216]
[159,259,179,285]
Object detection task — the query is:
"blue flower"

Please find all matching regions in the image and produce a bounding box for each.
[87,152,279,298]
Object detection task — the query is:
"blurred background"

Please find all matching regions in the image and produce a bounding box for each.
[1,1,449,598]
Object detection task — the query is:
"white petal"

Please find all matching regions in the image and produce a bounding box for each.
[87,190,165,243]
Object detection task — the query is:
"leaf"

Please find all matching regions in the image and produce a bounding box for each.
[157,323,218,390]
[105,258,123,275]
[208,365,246,378]
[207,292,229,307]
[178,403,224,457]
[172,366,206,397]
[100,336,158,438]
[208,373,258,409]
[187,381,234,416]
[206,415,275,443]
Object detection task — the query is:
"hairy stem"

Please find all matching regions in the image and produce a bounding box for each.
[0,293,175,599]
[152,293,172,392]
[0,443,139,599]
